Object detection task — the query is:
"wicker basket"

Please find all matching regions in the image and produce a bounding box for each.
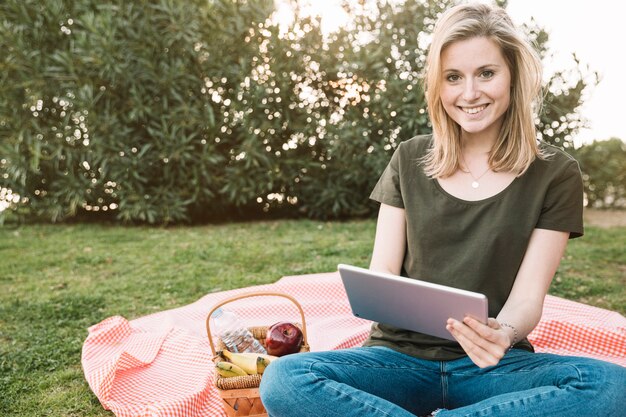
[206,292,310,417]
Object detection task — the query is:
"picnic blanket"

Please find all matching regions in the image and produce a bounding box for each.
[81,272,626,417]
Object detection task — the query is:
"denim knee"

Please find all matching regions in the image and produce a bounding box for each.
[259,353,306,411]
[587,360,626,412]
[566,358,626,415]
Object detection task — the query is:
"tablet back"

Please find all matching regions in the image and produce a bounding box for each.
[338,264,488,341]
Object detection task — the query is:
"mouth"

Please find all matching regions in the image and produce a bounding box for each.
[460,104,488,115]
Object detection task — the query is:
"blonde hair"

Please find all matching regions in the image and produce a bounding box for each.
[422,2,545,178]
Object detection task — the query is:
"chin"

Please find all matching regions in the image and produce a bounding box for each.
[456,114,505,137]
[455,120,486,134]
[460,124,490,134]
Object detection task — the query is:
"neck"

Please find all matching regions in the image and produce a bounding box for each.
[460,118,503,153]
[460,132,496,155]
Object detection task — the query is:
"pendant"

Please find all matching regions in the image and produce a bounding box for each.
[471,181,479,189]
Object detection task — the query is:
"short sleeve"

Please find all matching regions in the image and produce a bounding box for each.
[369,143,405,208]
[536,158,584,239]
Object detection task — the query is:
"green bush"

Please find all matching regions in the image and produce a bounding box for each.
[574,138,626,208]
[0,0,593,224]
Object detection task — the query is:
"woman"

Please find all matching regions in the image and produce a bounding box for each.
[259,3,626,416]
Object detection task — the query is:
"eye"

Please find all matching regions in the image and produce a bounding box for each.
[480,70,495,79]
[445,73,461,82]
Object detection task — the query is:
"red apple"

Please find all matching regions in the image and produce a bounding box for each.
[265,322,303,356]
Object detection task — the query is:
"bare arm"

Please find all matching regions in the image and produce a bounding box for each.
[447,228,570,367]
[369,203,407,275]
[496,228,569,343]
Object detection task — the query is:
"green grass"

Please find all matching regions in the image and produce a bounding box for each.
[0,220,624,416]
[551,226,626,312]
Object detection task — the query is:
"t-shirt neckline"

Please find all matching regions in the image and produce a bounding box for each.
[432,176,520,205]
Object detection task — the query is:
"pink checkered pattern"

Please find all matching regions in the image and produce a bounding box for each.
[81,272,626,417]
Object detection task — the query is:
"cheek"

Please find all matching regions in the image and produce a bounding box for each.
[494,78,512,104]
[498,86,511,110]
[439,88,457,109]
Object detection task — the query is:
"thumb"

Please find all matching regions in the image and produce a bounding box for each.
[487,318,501,330]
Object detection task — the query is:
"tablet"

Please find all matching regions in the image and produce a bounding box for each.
[338,264,488,341]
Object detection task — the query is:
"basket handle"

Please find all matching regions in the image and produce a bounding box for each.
[206,291,308,356]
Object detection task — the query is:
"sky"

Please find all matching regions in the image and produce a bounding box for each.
[276,0,626,147]
[507,0,626,146]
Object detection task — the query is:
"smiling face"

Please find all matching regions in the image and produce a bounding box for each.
[440,36,512,142]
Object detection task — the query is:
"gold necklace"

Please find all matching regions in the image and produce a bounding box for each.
[461,153,491,189]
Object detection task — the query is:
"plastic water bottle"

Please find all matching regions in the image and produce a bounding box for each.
[212,308,267,354]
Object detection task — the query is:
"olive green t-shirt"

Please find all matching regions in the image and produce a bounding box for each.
[364,134,584,360]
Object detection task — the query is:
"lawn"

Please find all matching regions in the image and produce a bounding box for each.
[1,218,624,416]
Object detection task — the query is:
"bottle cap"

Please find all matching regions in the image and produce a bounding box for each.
[212,307,224,318]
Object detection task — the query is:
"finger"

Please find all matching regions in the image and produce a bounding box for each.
[446,321,492,368]
[485,318,510,350]
[447,319,492,360]
[450,318,507,364]
[456,317,501,351]
[487,317,500,330]
[463,317,509,350]
[462,316,497,340]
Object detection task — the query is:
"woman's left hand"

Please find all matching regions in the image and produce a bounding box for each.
[446,316,511,368]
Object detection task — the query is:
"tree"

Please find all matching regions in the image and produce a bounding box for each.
[0,0,595,223]
[573,138,626,208]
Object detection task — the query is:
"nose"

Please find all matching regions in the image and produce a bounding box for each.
[462,79,480,102]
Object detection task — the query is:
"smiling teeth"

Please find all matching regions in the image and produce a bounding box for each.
[463,105,486,114]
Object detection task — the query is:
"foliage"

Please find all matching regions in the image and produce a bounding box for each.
[573,138,626,208]
[0,0,595,224]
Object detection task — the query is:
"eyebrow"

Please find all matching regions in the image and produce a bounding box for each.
[442,64,503,73]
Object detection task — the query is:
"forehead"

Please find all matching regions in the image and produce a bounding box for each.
[441,36,506,70]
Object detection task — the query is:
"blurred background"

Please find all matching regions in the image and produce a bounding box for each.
[507,0,626,147]
[1,0,624,224]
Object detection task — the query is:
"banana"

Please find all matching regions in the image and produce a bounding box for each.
[220,350,279,375]
[256,355,273,374]
[215,361,247,378]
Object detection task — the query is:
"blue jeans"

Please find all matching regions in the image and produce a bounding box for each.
[259,346,626,417]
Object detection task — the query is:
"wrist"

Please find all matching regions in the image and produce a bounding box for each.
[499,321,518,350]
